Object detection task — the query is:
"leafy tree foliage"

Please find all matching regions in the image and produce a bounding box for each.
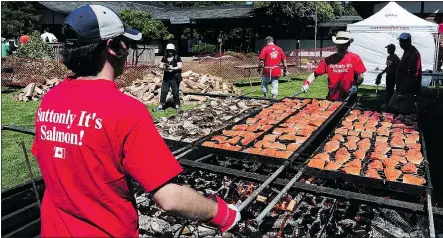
[1,2,41,39]
[161,2,243,8]
[15,31,55,60]
[119,9,173,41]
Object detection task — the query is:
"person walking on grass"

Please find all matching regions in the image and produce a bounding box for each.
[301,31,366,101]
[258,36,288,99]
[32,5,239,237]
[154,43,183,113]
[376,44,400,106]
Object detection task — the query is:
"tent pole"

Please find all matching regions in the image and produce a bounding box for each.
[436,34,440,72]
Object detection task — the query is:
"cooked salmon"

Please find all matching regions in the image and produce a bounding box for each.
[382,158,399,169]
[279,133,297,141]
[238,131,255,138]
[335,128,348,135]
[354,150,367,160]
[335,148,351,164]
[246,118,258,125]
[307,158,326,170]
[332,134,345,142]
[406,149,423,165]
[241,136,256,145]
[344,141,358,151]
[263,134,278,142]
[202,141,216,147]
[377,128,390,136]
[227,136,241,145]
[346,159,361,169]
[374,142,390,154]
[403,174,426,185]
[354,125,364,132]
[233,124,248,131]
[390,155,407,164]
[365,126,377,133]
[298,128,314,137]
[407,143,421,150]
[357,139,371,150]
[254,140,271,149]
[384,168,402,181]
[261,148,277,157]
[313,152,330,161]
[404,128,419,134]
[223,130,240,137]
[361,131,373,139]
[350,110,362,115]
[342,167,361,176]
[390,137,405,148]
[406,133,419,142]
[309,118,325,127]
[324,140,340,153]
[348,136,360,143]
[275,150,292,159]
[295,136,308,144]
[348,130,360,136]
[246,124,261,132]
[391,132,405,139]
[212,135,227,143]
[401,162,418,174]
[244,147,262,154]
[369,160,383,171]
[272,128,287,135]
[370,152,387,160]
[366,169,382,179]
[271,142,286,150]
[380,122,392,128]
[325,161,342,171]
[376,136,388,142]
[285,128,299,134]
[392,149,406,156]
[287,143,300,152]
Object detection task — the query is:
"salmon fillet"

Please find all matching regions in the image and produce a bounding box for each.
[366,169,382,179]
[406,133,419,142]
[384,168,402,181]
[354,125,364,132]
[361,131,373,139]
[246,124,261,132]
[382,158,399,169]
[313,152,330,161]
[223,130,240,137]
[298,128,314,137]
[279,133,297,141]
[202,141,216,147]
[344,141,357,151]
[275,150,292,159]
[335,148,351,164]
[357,139,371,150]
[272,128,287,135]
[390,137,405,148]
[391,131,404,138]
[365,126,377,133]
[390,155,407,164]
[401,162,418,174]
[406,149,423,165]
[212,135,227,143]
[271,142,286,150]
[294,136,308,144]
[285,128,299,134]
[233,124,248,131]
[307,158,326,170]
[254,140,271,149]
[348,136,360,143]
[287,143,300,152]
[404,128,419,134]
[238,131,255,138]
[263,134,278,142]
[261,148,277,157]
[392,149,406,156]
[335,128,348,135]
[332,134,345,142]
[370,152,387,160]
[374,142,390,154]
[346,159,361,169]
[246,118,258,125]
[244,147,262,154]
[377,128,390,136]
[350,110,362,115]
[241,136,256,146]
[309,118,325,127]
[354,150,367,160]
[348,130,360,136]
[380,122,392,128]
[342,167,361,176]
[376,136,388,142]
[324,140,340,153]
[407,143,421,150]
[324,161,342,171]
[227,136,241,145]
[403,174,426,185]
[369,160,383,171]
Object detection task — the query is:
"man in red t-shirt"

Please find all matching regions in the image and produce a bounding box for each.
[19,32,30,45]
[258,36,287,98]
[32,5,239,237]
[301,31,366,101]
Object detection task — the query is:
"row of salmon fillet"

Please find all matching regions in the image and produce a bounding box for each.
[307,109,426,186]
[202,99,312,151]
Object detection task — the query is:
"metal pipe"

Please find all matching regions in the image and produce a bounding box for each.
[254,168,305,223]
[427,193,436,238]
[172,144,193,156]
[17,141,41,209]
[2,125,35,135]
[175,147,196,160]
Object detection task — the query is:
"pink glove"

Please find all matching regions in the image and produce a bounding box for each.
[207,195,241,233]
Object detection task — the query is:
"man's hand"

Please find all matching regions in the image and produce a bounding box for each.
[208,195,241,233]
[349,85,358,93]
[301,80,310,93]
[375,74,382,85]
[397,94,405,100]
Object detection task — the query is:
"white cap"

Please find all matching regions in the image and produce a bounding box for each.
[332,31,354,45]
[166,43,176,51]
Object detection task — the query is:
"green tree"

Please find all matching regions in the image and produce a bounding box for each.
[15,31,55,60]
[161,2,243,8]
[1,2,41,39]
[119,9,172,41]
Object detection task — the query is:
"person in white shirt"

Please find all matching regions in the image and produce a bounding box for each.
[41,28,58,43]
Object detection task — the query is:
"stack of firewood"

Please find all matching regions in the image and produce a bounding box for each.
[13,78,61,102]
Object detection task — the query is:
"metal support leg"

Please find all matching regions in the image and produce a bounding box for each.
[17,141,41,209]
[427,193,436,238]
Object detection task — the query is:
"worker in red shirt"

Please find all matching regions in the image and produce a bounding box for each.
[258,36,288,98]
[19,32,30,45]
[31,5,239,237]
[301,31,366,100]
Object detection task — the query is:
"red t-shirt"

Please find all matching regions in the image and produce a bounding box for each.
[259,44,287,77]
[19,35,30,44]
[31,77,183,237]
[314,52,366,100]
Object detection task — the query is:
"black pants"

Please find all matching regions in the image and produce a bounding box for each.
[385,73,395,104]
[160,76,180,107]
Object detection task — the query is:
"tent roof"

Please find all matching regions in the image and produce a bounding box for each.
[347,1,438,33]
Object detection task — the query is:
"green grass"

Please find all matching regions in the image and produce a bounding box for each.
[1,74,381,191]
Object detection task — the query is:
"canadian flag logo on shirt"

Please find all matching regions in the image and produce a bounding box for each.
[53,146,66,159]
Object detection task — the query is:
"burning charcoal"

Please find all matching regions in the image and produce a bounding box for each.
[378,208,413,233]
[338,219,357,229]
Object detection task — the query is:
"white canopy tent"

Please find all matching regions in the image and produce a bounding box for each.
[346,1,439,86]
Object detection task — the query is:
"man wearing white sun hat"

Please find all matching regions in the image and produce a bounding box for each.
[31,4,239,237]
[302,31,367,101]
